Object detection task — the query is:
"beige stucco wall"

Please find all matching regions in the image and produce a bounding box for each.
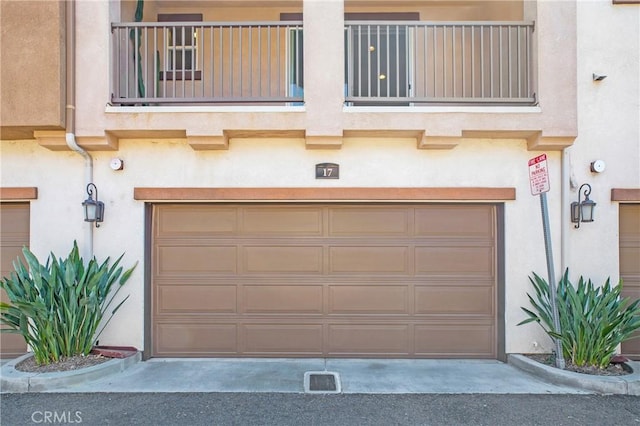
[0,134,562,353]
[564,1,640,282]
[0,0,66,140]
[513,0,640,353]
[1,0,638,356]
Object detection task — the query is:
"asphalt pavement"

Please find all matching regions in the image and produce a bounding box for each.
[2,392,639,426]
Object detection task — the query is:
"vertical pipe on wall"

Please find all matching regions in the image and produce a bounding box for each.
[561,148,572,274]
[65,0,94,261]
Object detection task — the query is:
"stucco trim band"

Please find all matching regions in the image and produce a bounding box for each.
[0,187,38,200]
[611,188,640,202]
[134,187,516,201]
[34,131,118,151]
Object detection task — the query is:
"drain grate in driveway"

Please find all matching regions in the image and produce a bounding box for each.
[304,371,341,394]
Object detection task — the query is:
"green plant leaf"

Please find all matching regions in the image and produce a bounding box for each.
[0,241,136,364]
[519,268,640,369]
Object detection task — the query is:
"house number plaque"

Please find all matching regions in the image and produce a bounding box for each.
[316,163,339,179]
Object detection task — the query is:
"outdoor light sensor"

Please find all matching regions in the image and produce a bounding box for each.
[110,157,124,171]
[590,160,606,173]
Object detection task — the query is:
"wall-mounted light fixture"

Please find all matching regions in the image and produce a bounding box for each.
[570,183,596,228]
[82,183,105,227]
[592,73,607,81]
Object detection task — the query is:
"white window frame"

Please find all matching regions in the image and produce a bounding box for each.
[286,27,304,96]
[166,26,199,73]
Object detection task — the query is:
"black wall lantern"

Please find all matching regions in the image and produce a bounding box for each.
[571,183,596,228]
[82,183,105,227]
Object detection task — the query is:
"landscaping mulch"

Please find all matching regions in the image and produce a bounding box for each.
[525,353,631,376]
[15,354,110,373]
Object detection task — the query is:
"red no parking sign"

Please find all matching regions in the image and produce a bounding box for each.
[528,153,550,195]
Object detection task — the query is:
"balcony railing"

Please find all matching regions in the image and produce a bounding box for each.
[111,21,303,105]
[345,21,535,105]
[111,20,535,106]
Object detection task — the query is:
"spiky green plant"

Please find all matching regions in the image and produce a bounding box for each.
[519,269,640,369]
[0,242,136,365]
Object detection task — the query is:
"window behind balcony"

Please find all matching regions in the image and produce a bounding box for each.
[347,25,409,99]
[288,28,304,97]
[167,26,196,71]
[282,12,417,105]
[158,14,203,80]
[345,13,418,105]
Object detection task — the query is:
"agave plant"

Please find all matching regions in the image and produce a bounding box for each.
[0,242,136,365]
[519,269,640,369]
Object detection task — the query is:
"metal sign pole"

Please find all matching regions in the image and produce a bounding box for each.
[539,192,565,369]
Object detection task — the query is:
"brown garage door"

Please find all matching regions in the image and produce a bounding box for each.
[1,203,29,358]
[151,204,498,358]
[620,204,640,360]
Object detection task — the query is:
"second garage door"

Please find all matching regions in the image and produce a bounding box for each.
[620,204,640,359]
[151,203,499,358]
[1,203,29,358]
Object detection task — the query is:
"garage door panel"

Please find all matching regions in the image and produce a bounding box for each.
[330,246,409,274]
[415,246,494,275]
[156,206,237,236]
[415,285,494,315]
[243,207,323,235]
[243,324,323,354]
[625,330,640,356]
[414,324,494,356]
[157,245,237,275]
[328,285,409,314]
[155,323,238,355]
[151,203,498,358]
[328,324,410,354]
[0,333,27,357]
[620,206,640,236]
[328,207,410,236]
[1,245,23,281]
[620,204,640,359]
[157,284,237,314]
[244,246,323,273]
[244,285,323,313]
[620,247,640,275]
[0,249,22,272]
[0,204,30,238]
[1,203,29,358]
[415,206,494,238]
[621,276,640,297]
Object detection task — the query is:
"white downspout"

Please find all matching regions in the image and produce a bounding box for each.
[561,147,575,274]
[65,0,94,260]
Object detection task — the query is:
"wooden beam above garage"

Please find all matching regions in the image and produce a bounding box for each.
[0,187,38,200]
[134,187,516,201]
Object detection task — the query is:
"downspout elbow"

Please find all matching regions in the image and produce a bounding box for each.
[65,132,93,184]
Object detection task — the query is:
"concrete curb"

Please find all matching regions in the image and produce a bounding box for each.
[0,352,141,393]
[508,354,640,395]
